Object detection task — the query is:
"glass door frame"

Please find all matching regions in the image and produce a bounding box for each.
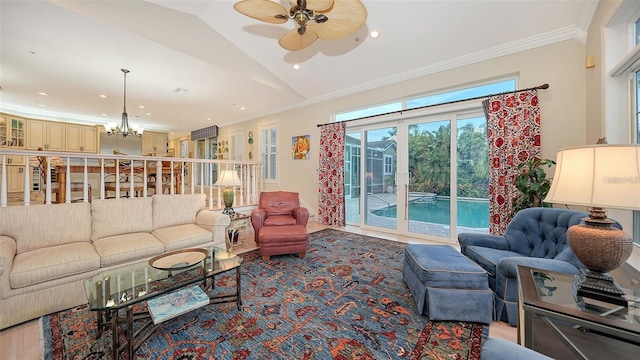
[345,101,486,244]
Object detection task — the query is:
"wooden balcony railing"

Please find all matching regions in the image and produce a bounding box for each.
[0,148,262,209]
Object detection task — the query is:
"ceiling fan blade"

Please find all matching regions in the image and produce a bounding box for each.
[234,0,288,24]
[279,28,319,51]
[312,0,367,40]
[288,0,334,12]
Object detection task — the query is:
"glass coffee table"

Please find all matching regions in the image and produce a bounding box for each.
[517,265,640,359]
[84,246,242,360]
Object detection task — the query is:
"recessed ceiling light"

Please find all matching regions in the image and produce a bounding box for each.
[138,105,145,109]
[101,113,108,116]
[38,103,48,107]
[293,64,300,70]
[370,30,379,39]
[37,92,48,96]
[240,107,245,111]
[145,112,151,116]
[207,117,212,121]
[99,94,107,98]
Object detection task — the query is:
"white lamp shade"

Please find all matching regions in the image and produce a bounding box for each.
[215,170,241,187]
[544,144,640,210]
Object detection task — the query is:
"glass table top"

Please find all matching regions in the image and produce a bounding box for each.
[84,246,241,311]
[522,266,640,330]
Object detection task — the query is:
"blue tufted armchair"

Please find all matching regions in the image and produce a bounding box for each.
[458,207,591,326]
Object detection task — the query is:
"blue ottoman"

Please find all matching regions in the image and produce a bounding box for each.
[402,244,493,324]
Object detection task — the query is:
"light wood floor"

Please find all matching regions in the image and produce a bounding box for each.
[0,221,516,360]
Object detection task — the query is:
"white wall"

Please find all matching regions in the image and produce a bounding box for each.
[585,0,640,268]
[216,39,588,216]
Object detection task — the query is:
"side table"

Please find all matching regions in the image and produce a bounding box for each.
[517,265,640,359]
[226,213,251,252]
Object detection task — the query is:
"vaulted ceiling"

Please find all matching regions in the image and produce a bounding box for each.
[0,1,599,137]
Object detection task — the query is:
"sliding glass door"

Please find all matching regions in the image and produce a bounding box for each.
[406,119,451,238]
[345,131,362,224]
[345,108,490,243]
[364,127,397,229]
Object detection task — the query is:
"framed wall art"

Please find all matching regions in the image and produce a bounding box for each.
[292,135,310,160]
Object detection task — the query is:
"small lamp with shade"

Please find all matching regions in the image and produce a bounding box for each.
[215,170,241,216]
[543,144,640,306]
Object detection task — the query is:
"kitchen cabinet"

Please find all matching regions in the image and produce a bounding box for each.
[142,132,167,156]
[27,120,65,151]
[1,116,25,148]
[0,115,26,166]
[0,165,27,193]
[66,124,97,153]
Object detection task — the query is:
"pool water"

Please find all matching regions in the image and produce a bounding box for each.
[372,198,489,228]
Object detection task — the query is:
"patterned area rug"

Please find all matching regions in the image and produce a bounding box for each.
[41,229,486,359]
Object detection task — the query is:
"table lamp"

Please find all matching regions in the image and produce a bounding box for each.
[215,170,241,216]
[544,144,640,306]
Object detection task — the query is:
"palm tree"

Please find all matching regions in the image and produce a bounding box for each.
[457,123,488,198]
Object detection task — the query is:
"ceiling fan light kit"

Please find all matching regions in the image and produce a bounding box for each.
[234,0,367,51]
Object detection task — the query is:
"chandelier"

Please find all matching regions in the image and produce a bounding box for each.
[105,68,143,137]
[234,0,367,51]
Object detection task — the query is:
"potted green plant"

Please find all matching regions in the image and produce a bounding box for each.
[511,157,556,216]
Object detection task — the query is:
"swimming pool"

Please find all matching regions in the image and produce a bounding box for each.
[371,198,489,228]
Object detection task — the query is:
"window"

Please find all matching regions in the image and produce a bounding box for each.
[384,155,393,175]
[407,79,516,109]
[335,79,517,129]
[336,102,402,122]
[260,123,278,182]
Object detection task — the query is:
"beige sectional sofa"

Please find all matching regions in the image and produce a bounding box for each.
[0,193,230,330]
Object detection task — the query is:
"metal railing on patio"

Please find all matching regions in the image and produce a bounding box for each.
[0,148,262,209]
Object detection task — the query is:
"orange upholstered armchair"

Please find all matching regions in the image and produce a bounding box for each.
[251,191,309,244]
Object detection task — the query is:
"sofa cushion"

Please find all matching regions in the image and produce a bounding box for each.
[92,233,164,267]
[152,224,212,252]
[152,194,206,230]
[1,203,92,254]
[91,198,153,241]
[465,246,522,279]
[10,242,100,289]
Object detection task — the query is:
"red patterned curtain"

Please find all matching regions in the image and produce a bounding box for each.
[483,90,541,234]
[318,122,346,226]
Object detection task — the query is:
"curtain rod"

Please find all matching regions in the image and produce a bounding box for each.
[316,83,549,128]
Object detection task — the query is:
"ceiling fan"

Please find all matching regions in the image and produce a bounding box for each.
[234,0,367,51]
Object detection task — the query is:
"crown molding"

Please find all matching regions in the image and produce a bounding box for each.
[218,25,586,127]
[7,25,587,130]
